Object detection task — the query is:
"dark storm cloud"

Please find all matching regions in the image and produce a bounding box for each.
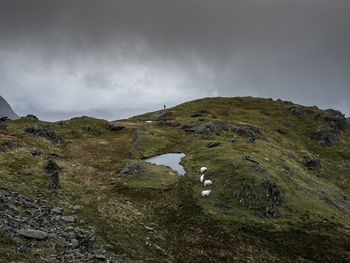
[0,0,349,120]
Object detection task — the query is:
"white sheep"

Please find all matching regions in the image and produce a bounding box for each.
[201,190,211,197]
[203,180,212,187]
[200,174,204,183]
[200,167,207,174]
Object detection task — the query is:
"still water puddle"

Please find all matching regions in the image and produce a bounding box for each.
[144,153,186,175]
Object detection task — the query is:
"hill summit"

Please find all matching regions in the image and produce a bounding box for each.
[0,95,18,119]
[0,97,349,262]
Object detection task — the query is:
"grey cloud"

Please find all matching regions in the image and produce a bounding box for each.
[0,0,349,120]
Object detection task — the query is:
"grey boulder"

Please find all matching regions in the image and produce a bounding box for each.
[228,137,237,142]
[51,207,63,214]
[205,141,221,148]
[107,123,124,131]
[242,156,259,165]
[18,229,48,240]
[61,216,75,222]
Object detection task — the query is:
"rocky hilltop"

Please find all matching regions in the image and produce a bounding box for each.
[0,97,349,262]
[0,96,19,120]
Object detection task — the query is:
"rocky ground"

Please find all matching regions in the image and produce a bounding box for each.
[0,190,119,262]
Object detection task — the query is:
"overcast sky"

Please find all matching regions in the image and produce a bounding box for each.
[0,0,349,120]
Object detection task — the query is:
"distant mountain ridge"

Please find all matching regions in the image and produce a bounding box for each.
[0,95,18,119]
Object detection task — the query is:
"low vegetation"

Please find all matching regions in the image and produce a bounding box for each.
[1,97,349,262]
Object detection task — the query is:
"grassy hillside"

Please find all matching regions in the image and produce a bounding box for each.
[1,97,349,262]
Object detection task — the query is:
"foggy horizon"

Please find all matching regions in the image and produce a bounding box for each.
[3,95,349,122]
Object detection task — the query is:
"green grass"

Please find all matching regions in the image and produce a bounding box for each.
[1,97,350,262]
[120,160,181,189]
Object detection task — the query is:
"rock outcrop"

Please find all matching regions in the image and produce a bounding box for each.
[0,191,115,262]
[322,109,348,131]
[45,160,62,190]
[232,123,262,142]
[232,178,284,218]
[25,125,63,145]
[303,156,321,170]
[314,124,339,147]
[107,122,125,131]
[185,121,229,138]
[0,121,7,130]
[118,161,145,179]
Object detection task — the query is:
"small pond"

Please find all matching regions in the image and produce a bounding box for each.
[144,153,186,175]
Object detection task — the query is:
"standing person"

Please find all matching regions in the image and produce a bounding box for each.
[164,105,166,109]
